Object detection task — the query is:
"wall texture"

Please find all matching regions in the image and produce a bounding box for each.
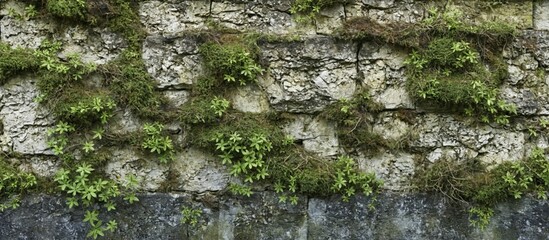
[1,0,549,239]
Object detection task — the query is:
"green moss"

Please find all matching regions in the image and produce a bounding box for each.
[339,6,516,49]
[101,50,165,119]
[52,89,116,127]
[0,157,37,212]
[415,148,549,227]
[290,0,348,22]
[404,37,516,124]
[0,42,40,85]
[180,95,230,125]
[106,0,146,50]
[46,0,87,20]
[199,39,263,88]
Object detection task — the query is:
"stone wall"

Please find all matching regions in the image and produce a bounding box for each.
[1,0,549,239]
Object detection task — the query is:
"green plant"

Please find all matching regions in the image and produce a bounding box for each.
[47,121,76,156]
[54,163,139,239]
[47,0,87,20]
[180,96,230,124]
[57,95,116,125]
[468,207,493,230]
[180,206,202,226]
[7,4,38,21]
[415,148,549,228]
[212,131,272,183]
[0,159,37,212]
[405,36,516,124]
[199,41,263,87]
[320,92,389,154]
[290,0,345,22]
[142,122,175,163]
[331,156,382,202]
[102,50,164,118]
[228,183,253,197]
[0,42,40,85]
[210,97,230,117]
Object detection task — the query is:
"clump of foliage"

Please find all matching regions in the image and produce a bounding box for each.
[7,4,39,21]
[273,155,382,204]
[46,0,87,20]
[180,96,230,124]
[54,163,139,239]
[415,148,549,228]
[47,121,76,156]
[198,37,263,90]
[55,93,116,126]
[141,122,175,164]
[0,158,37,212]
[320,92,392,155]
[106,0,146,50]
[340,6,516,47]
[102,50,164,119]
[34,40,97,108]
[340,7,517,125]
[290,0,347,23]
[0,43,39,85]
[189,112,382,204]
[180,206,202,227]
[405,37,516,124]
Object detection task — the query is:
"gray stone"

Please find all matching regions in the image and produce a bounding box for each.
[260,37,357,113]
[283,115,340,157]
[357,152,415,190]
[0,1,54,49]
[105,149,169,191]
[3,193,549,239]
[139,1,210,34]
[142,35,203,89]
[58,27,126,64]
[0,78,54,155]
[221,192,308,240]
[164,90,190,108]
[478,131,525,167]
[230,85,271,113]
[534,0,549,30]
[108,108,143,135]
[172,148,229,193]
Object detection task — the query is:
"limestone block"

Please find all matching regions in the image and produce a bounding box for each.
[171,148,229,192]
[535,0,549,30]
[142,35,203,89]
[260,37,357,113]
[139,0,210,34]
[0,79,54,155]
[105,149,169,191]
[58,27,126,64]
[283,115,339,157]
[0,1,54,49]
[230,85,271,113]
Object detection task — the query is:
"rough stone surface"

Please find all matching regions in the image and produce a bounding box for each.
[2,193,549,239]
[0,78,54,155]
[260,37,357,113]
[142,35,203,89]
[358,152,415,190]
[284,115,340,157]
[1,0,549,238]
[230,85,271,113]
[0,1,54,49]
[171,148,230,192]
[105,149,169,191]
[534,0,549,30]
[58,26,126,65]
[139,0,210,34]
